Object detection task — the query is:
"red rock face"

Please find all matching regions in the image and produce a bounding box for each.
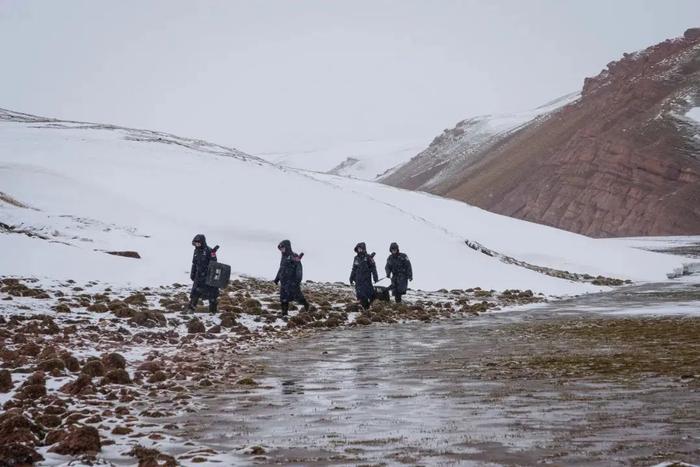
[384,29,700,237]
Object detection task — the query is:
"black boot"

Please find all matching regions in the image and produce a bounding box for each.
[300,298,310,312]
[208,299,218,314]
[280,301,289,316]
[395,294,402,303]
[188,289,201,313]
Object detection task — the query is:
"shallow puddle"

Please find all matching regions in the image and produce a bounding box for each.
[175,282,700,465]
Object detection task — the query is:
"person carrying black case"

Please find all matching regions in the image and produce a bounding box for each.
[187,234,222,313]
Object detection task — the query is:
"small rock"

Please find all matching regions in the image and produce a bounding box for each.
[236,377,257,386]
[147,371,168,384]
[61,374,95,396]
[61,354,81,372]
[45,429,66,445]
[53,303,71,313]
[124,292,148,306]
[49,425,101,455]
[0,411,42,445]
[219,312,237,328]
[81,360,105,377]
[84,414,102,424]
[137,361,162,373]
[37,357,65,373]
[0,443,43,465]
[105,250,141,259]
[18,342,41,357]
[0,370,13,392]
[101,352,127,370]
[187,318,205,334]
[127,445,177,467]
[355,316,372,326]
[111,425,133,435]
[35,414,62,429]
[129,310,166,327]
[18,384,46,401]
[102,369,132,385]
[87,303,109,313]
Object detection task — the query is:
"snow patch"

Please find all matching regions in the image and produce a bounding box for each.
[685,106,700,123]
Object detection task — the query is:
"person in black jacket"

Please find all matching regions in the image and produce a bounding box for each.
[187,234,219,313]
[349,242,379,310]
[274,239,310,316]
[385,242,413,303]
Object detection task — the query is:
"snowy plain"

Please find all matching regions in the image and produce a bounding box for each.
[0,109,692,296]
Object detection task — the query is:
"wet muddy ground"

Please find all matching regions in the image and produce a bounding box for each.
[176,283,700,466]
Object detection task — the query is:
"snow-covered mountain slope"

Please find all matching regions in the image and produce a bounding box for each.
[257,138,428,180]
[383,29,700,238]
[0,108,688,295]
[381,92,580,190]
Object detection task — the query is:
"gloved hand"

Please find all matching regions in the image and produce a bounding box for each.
[409,278,413,282]
[350,281,355,286]
[274,279,279,285]
[190,273,195,281]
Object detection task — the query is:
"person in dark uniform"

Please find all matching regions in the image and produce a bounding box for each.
[385,242,413,303]
[187,234,219,313]
[274,239,310,316]
[349,242,379,310]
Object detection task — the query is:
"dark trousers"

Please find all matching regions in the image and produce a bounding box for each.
[281,294,309,315]
[359,296,375,310]
[190,283,219,313]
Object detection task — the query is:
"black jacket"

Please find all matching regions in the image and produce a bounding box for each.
[190,234,217,284]
[385,243,412,295]
[275,240,304,302]
[350,242,378,300]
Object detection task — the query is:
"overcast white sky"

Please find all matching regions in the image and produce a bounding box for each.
[1,0,698,154]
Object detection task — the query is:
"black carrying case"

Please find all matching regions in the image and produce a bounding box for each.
[373,284,392,302]
[205,261,231,288]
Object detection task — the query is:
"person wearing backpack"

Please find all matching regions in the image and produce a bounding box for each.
[274,239,310,316]
[385,242,413,303]
[187,234,219,313]
[350,242,379,310]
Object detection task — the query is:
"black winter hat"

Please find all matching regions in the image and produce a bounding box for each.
[278,239,292,251]
[192,234,207,246]
[390,242,399,252]
[354,242,366,253]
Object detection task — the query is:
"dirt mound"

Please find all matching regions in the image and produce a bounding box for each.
[48,425,101,455]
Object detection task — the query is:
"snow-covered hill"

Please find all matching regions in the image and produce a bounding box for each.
[381,92,580,190]
[257,138,428,180]
[0,108,688,295]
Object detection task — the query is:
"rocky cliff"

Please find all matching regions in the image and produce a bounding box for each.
[383,29,700,237]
